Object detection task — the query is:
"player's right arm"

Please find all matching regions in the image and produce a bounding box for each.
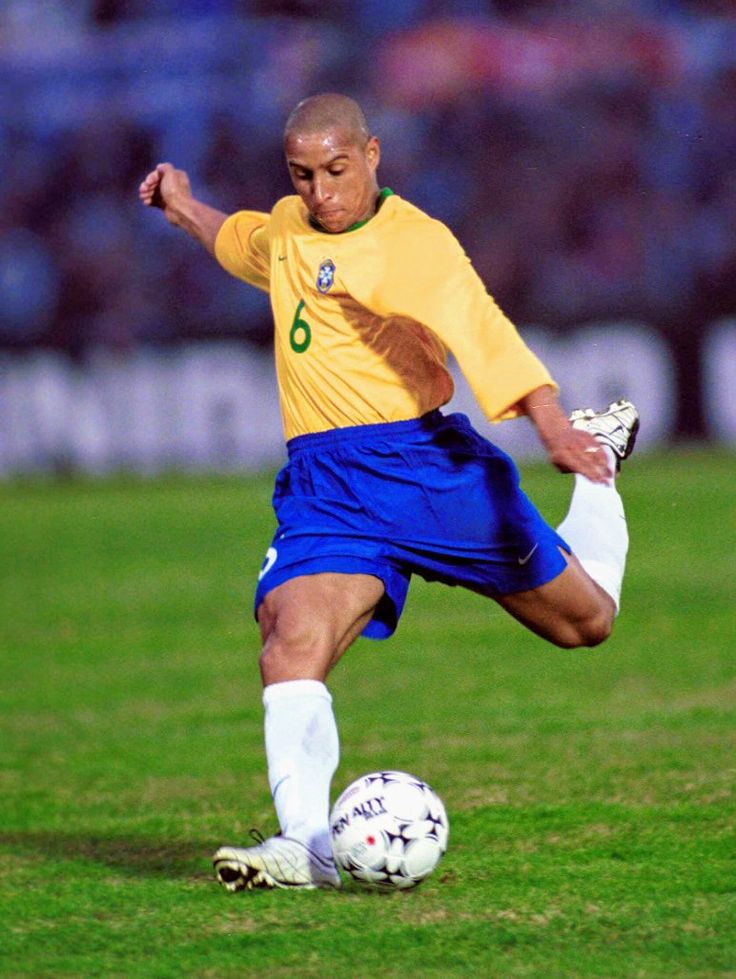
[138,162,227,255]
[139,163,272,291]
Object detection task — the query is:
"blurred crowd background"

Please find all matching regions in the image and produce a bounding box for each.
[2,0,736,436]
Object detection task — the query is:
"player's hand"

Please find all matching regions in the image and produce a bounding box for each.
[545,425,613,483]
[519,385,613,484]
[138,162,192,222]
[138,164,227,253]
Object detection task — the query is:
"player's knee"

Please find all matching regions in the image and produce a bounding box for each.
[258,633,307,674]
[579,613,613,648]
[557,610,613,649]
[258,627,331,683]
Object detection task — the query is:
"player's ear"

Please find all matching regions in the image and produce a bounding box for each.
[365,136,380,172]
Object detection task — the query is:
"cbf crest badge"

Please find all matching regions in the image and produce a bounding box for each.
[317,259,336,294]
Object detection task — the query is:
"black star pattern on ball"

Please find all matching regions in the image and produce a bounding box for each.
[365,773,390,788]
[364,772,428,792]
[383,821,414,848]
[426,812,445,841]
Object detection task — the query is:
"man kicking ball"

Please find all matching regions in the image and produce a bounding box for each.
[139,93,639,890]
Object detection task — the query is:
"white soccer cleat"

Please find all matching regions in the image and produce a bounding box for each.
[569,399,640,468]
[213,832,342,891]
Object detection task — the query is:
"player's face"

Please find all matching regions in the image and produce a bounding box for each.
[285,129,381,234]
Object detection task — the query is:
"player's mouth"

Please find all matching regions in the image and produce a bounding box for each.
[314,208,345,230]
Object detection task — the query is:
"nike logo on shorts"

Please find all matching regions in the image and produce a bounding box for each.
[517,543,539,565]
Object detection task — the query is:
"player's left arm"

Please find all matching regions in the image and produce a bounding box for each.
[358,221,551,419]
[357,218,610,482]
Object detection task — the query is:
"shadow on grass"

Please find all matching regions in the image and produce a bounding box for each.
[0,832,212,880]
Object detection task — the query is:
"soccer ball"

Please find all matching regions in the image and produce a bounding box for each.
[329,770,449,889]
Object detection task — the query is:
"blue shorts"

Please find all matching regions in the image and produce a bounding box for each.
[254,411,570,639]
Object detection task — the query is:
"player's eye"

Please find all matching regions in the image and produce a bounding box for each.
[329,168,345,176]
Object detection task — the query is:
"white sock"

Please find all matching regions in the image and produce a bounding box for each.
[263,679,338,863]
[556,448,629,611]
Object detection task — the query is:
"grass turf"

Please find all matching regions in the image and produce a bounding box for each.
[1,450,734,977]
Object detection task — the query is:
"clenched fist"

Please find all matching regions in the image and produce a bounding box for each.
[138,162,192,224]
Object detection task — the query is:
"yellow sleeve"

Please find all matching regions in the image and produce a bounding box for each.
[214,210,271,293]
[355,219,555,422]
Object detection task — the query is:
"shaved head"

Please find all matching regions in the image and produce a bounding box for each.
[283,93,381,234]
[284,93,371,147]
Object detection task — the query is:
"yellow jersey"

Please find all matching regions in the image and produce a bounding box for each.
[215,190,555,441]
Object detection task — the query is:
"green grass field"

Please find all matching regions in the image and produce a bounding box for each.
[2,450,734,978]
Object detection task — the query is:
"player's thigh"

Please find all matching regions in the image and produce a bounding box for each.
[490,552,615,648]
[257,572,385,683]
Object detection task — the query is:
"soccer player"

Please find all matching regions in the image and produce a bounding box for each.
[139,93,639,891]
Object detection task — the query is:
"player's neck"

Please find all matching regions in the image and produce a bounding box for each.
[310,187,392,234]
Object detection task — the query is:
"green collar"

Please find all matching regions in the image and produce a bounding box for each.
[311,187,394,234]
[344,187,394,232]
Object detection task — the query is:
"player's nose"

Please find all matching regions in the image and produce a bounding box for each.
[311,178,330,204]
